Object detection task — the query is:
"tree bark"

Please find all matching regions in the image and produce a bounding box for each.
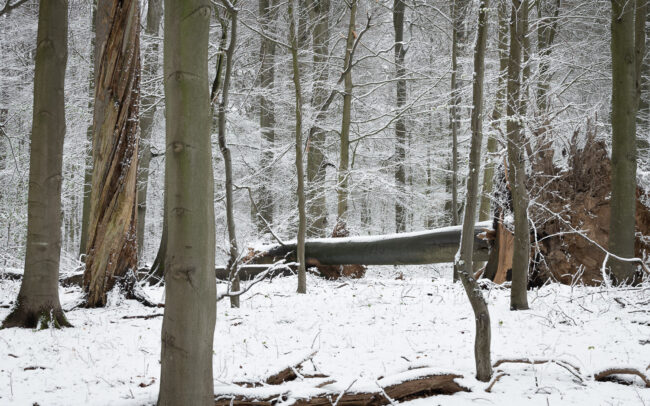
[455,0,492,382]
[289,0,307,294]
[394,0,407,233]
[213,1,240,308]
[336,0,357,228]
[535,0,560,114]
[255,224,490,266]
[157,0,216,404]
[306,0,330,237]
[83,0,141,307]
[479,0,509,223]
[609,0,639,284]
[2,0,71,329]
[136,0,163,262]
[257,0,276,231]
[506,0,530,310]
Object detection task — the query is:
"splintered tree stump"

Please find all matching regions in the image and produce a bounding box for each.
[486,122,650,286]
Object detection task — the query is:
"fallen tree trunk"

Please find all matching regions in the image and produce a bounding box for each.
[248,223,492,267]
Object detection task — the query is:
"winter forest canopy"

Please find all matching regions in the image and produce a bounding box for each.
[0,0,650,404]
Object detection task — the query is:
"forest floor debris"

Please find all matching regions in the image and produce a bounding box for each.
[0,265,649,405]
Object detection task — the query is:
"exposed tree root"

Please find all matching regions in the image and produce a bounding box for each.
[2,304,72,329]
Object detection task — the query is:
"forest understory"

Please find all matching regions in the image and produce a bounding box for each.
[1,266,648,406]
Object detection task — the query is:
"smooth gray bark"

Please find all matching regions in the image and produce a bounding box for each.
[2,0,71,329]
[506,0,530,310]
[394,0,407,233]
[157,1,216,404]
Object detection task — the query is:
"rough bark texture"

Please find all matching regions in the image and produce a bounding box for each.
[394,0,407,233]
[289,0,308,294]
[306,0,330,237]
[455,0,492,382]
[157,0,216,404]
[136,0,163,261]
[83,0,141,307]
[337,0,356,226]
[506,0,529,310]
[2,0,71,329]
[609,0,639,284]
[257,0,276,230]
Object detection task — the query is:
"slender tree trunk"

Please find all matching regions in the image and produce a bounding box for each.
[394,0,407,233]
[149,198,167,280]
[535,0,560,114]
[506,0,530,310]
[306,0,330,237]
[83,0,141,307]
[2,0,71,329]
[449,1,460,227]
[257,0,276,230]
[337,0,356,228]
[157,0,216,404]
[79,0,97,258]
[479,0,509,222]
[455,0,492,382]
[609,0,639,284]
[289,0,307,294]
[213,2,240,308]
[136,0,163,262]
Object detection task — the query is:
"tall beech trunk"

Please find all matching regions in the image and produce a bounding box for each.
[157,0,216,404]
[337,0,357,227]
[79,0,97,258]
[394,0,407,233]
[455,0,492,382]
[136,0,163,261]
[213,2,241,308]
[83,0,141,307]
[479,0,509,222]
[2,0,71,329]
[506,0,530,310]
[289,0,307,294]
[306,0,330,237]
[609,0,639,284]
[257,0,276,230]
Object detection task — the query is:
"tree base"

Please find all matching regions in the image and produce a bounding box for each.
[2,304,72,329]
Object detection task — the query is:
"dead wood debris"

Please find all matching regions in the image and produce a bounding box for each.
[594,368,650,387]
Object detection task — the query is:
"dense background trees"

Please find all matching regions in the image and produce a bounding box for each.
[0,0,648,297]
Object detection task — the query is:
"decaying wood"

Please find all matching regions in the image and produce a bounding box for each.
[486,123,650,286]
[265,351,317,385]
[214,373,468,406]
[594,368,650,387]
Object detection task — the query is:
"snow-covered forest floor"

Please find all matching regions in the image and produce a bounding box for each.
[0,266,648,405]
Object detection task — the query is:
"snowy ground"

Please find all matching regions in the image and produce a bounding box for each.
[0,265,649,405]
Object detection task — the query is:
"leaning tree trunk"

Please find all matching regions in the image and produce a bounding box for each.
[609,0,639,284]
[394,0,407,233]
[289,0,307,294]
[506,0,530,310]
[157,0,216,404]
[136,0,163,261]
[83,0,141,307]
[306,0,330,237]
[257,0,277,231]
[455,0,492,382]
[79,0,97,258]
[213,2,241,308]
[336,0,357,228]
[2,0,71,329]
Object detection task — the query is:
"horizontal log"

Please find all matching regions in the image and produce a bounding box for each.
[252,222,492,266]
[215,265,295,281]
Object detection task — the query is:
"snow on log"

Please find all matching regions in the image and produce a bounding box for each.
[248,222,492,267]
